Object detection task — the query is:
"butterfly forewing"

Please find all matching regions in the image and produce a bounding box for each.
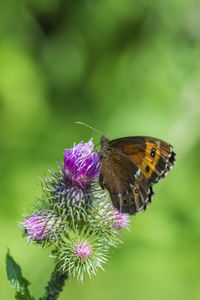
[109,136,176,185]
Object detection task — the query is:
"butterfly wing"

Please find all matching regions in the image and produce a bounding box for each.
[99,148,153,215]
[99,135,175,215]
[109,136,176,185]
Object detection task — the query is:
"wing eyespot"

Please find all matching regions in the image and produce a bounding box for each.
[151,148,156,157]
[123,199,128,206]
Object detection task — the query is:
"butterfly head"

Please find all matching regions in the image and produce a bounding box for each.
[100,135,109,146]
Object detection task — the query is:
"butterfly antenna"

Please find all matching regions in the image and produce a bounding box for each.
[75,121,103,136]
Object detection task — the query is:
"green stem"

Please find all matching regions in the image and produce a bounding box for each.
[39,266,68,300]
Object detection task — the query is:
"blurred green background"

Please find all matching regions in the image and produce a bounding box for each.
[1,0,200,299]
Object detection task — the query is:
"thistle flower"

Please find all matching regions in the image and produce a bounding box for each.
[87,200,124,247]
[112,208,130,230]
[20,139,129,286]
[41,140,102,223]
[56,228,108,282]
[20,213,57,242]
[63,139,101,190]
[98,203,130,231]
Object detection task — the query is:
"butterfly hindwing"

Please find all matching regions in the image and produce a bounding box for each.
[99,146,152,215]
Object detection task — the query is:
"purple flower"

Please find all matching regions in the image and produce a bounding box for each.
[74,241,92,260]
[20,214,55,242]
[100,204,130,230]
[62,140,101,190]
[112,208,130,230]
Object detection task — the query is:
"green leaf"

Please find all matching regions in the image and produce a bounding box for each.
[6,251,34,300]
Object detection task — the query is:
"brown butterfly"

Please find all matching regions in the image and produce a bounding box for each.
[99,135,176,215]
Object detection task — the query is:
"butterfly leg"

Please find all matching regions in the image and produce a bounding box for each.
[99,172,104,189]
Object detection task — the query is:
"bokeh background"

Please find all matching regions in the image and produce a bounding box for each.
[1,0,200,299]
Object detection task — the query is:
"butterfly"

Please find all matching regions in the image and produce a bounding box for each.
[99,135,176,215]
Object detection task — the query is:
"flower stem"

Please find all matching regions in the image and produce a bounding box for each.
[39,266,68,300]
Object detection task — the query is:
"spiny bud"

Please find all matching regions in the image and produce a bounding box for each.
[20,213,57,242]
[55,228,108,282]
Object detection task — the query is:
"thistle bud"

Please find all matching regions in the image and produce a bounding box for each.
[20,213,56,242]
[56,228,108,282]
